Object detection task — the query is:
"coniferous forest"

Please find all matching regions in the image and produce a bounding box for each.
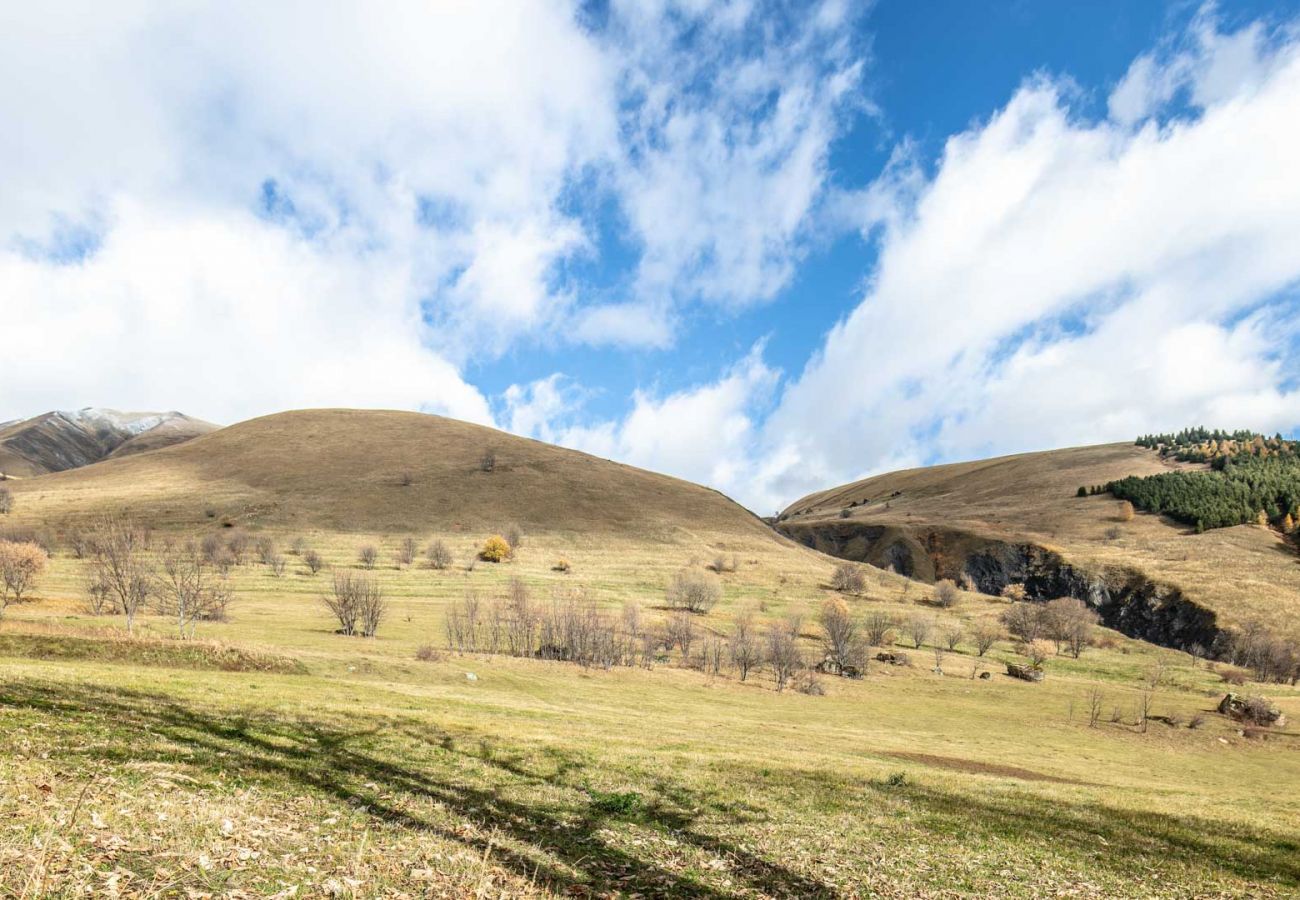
[1099,431,1300,533]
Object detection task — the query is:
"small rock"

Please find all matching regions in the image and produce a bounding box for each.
[464,672,478,682]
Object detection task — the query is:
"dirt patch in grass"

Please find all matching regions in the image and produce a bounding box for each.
[884,751,1094,786]
[0,628,303,674]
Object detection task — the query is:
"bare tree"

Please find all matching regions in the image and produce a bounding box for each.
[269,554,287,577]
[665,611,697,659]
[0,486,11,515]
[906,614,933,649]
[426,539,453,570]
[395,536,417,567]
[819,597,865,675]
[255,536,277,566]
[729,608,762,681]
[323,571,385,637]
[971,621,1000,657]
[864,611,895,648]
[665,569,722,613]
[1001,602,1044,642]
[81,573,117,616]
[503,524,524,551]
[1043,597,1100,658]
[226,530,250,566]
[830,562,866,594]
[933,579,960,608]
[358,545,378,569]
[0,540,46,615]
[941,621,965,651]
[154,540,234,637]
[86,515,153,633]
[1087,687,1104,728]
[1024,639,1053,669]
[480,450,497,473]
[303,549,324,575]
[766,620,803,692]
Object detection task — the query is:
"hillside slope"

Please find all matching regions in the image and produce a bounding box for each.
[778,442,1300,639]
[6,409,783,545]
[0,408,216,477]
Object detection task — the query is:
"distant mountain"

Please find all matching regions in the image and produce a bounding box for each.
[0,408,218,477]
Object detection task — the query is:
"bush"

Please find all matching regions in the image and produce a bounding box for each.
[480,535,512,563]
[710,553,738,574]
[303,549,324,575]
[322,572,386,637]
[269,554,287,577]
[1117,500,1135,522]
[864,611,895,648]
[933,579,960,608]
[665,569,722,613]
[905,614,932,649]
[819,597,865,676]
[255,536,277,566]
[395,536,417,567]
[0,486,11,515]
[971,621,1000,656]
[358,545,378,569]
[426,539,453,570]
[587,788,642,816]
[0,540,47,613]
[552,558,572,573]
[1001,602,1043,641]
[415,644,442,662]
[1024,639,1054,668]
[504,523,524,550]
[830,562,866,595]
[1000,583,1027,602]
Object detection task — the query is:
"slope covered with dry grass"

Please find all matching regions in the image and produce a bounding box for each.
[780,443,1300,632]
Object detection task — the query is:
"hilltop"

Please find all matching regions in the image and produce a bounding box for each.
[0,408,216,478]
[778,441,1300,642]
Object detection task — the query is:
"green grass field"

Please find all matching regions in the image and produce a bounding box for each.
[3,528,1299,898]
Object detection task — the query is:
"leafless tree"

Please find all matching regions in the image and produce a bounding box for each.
[864,611,895,648]
[941,621,965,651]
[269,554,287,577]
[766,620,803,692]
[426,539,453,570]
[322,571,385,637]
[729,608,762,681]
[665,611,697,659]
[86,515,153,633]
[81,573,117,616]
[255,536,277,566]
[1001,602,1044,642]
[0,486,11,515]
[395,536,417,567]
[303,549,324,575]
[1087,687,1104,728]
[1042,597,1099,657]
[154,540,234,637]
[665,569,722,613]
[503,523,524,550]
[819,597,865,675]
[358,545,378,569]
[830,562,866,595]
[0,540,46,614]
[933,579,960,608]
[226,530,250,566]
[971,621,1000,656]
[906,614,933,649]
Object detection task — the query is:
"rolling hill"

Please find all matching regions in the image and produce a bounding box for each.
[4,408,789,547]
[778,441,1300,645]
[0,408,216,478]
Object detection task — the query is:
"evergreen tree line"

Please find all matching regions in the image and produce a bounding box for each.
[1106,454,1300,533]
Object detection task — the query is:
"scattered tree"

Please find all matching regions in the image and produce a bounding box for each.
[1024,639,1054,669]
[255,536,277,566]
[665,569,721,613]
[665,611,697,659]
[729,608,762,681]
[303,549,324,575]
[358,545,378,569]
[154,540,234,637]
[941,621,965,651]
[0,540,46,614]
[819,597,865,675]
[971,621,1000,656]
[86,515,153,633]
[504,523,524,550]
[766,620,802,692]
[480,535,512,563]
[1001,602,1043,642]
[395,536,417,567]
[933,579,960,608]
[830,562,866,595]
[0,486,11,515]
[322,571,386,637]
[426,539,453,570]
[905,613,932,649]
[864,611,896,648]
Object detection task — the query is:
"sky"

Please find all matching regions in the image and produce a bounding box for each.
[3,0,1300,514]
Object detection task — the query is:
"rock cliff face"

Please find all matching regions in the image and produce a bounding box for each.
[779,521,1221,653]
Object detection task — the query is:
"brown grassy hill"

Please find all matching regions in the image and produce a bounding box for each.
[0,408,216,477]
[5,409,782,545]
[779,442,1300,636]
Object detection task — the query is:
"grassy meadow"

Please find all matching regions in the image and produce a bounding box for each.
[2,526,1299,898]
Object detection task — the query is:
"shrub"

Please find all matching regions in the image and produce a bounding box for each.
[480,535,512,563]
[480,451,497,473]
[322,572,385,637]
[1000,583,1027,602]
[552,558,572,573]
[504,523,524,550]
[1001,602,1043,641]
[971,621,1000,656]
[830,562,866,595]
[1024,639,1054,668]
[426,539,453,570]
[289,536,306,555]
[794,670,826,695]
[303,549,324,575]
[664,611,697,658]
[941,622,964,651]
[269,554,287,578]
[226,529,250,565]
[1042,597,1100,658]
[0,540,47,613]
[588,788,642,816]
[1117,500,1135,522]
[766,621,802,692]
[864,612,895,648]
[415,644,442,662]
[905,614,932,649]
[665,569,721,613]
[1188,712,1206,730]
[0,486,11,515]
[819,597,865,676]
[255,536,277,566]
[358,545,378,569]
[933,579,960,608]
[395,536,417,567]
[729,609,762,681]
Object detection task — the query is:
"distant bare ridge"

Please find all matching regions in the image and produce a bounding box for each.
[0,408,218,478]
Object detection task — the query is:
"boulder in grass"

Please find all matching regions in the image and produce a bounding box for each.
[1217,693,1285,727]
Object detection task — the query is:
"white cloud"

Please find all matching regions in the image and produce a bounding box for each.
[757,9,1300,508]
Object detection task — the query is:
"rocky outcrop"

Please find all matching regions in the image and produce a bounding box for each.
[780,521,1223,654]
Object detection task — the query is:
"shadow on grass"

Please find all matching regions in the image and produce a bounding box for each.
[0,680,833,899]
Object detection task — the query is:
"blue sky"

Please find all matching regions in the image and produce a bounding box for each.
[3,0,1300,512]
